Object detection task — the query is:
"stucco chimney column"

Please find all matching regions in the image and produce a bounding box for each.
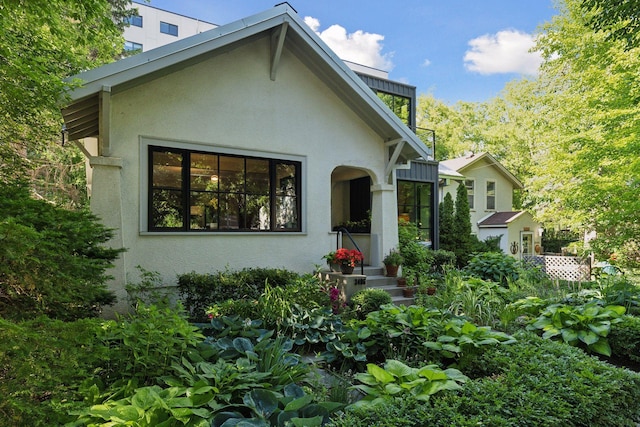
[370,183,399,267]
[88,156,127,318]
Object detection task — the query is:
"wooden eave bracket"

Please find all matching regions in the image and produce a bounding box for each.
[99,85,111,156]
[384,138,405,182]
[270,21,289,81]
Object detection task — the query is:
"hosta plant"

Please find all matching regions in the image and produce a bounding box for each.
[423,317,516,364]
[526,301,626,356]
[349,359,467,408]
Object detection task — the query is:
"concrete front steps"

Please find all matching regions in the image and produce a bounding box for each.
[320,265,415,306]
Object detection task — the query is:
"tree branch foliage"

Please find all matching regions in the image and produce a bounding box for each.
[0,0,133,189]
[581,0,640,49]
[418,0,640,265]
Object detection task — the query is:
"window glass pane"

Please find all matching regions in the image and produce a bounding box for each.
[397,181,415,206]
[246,159,269,195]
[152,151,182,188]
[219,156,244,193]
[124,41,143,52]
[487,181,496,210]
[190,153,218,191]
[127,15,142,27]
[219,193,242,229]
[190,192,218,230]
[247,195,270,230]
[275,163,297,229]
[160,21,178,36]
[465,179,475,209]
[151,189,183,228]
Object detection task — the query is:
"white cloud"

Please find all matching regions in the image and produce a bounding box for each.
[422,58,432,67]
[303,16,394,71]
[464,30,542,75]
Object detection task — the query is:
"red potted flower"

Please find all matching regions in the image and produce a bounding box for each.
[335,248,363,274]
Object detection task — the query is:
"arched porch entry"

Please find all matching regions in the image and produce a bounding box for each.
[330,166,398,267]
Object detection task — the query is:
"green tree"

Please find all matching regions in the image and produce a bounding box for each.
[0,0,133,199]
[453,182,473,267]
[439,192,455,251]
[531,0,640,261]
[581,0,640,49]
[419,0,639,264]
[0,183,123,320]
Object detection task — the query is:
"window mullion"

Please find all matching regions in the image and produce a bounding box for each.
[183,151,190,231]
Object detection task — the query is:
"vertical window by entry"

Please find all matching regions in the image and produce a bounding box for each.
[397,180,434,243]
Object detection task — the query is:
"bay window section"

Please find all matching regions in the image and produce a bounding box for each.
[149,146,300,232]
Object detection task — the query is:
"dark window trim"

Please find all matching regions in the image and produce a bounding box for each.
[397,179,434,242]
[148,145,301,233]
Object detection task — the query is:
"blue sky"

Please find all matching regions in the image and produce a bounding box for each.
[148,0,558,103]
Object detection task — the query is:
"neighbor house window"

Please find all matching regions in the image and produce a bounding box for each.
[149,146,300,232]
[124,41,143,52]
[126,14,143,27]
[486,181,496,210]
[160,21,178,36]
[397,180,434,243]
[464,179,475,210]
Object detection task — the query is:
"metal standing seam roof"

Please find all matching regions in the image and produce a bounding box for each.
[60,3,431,163]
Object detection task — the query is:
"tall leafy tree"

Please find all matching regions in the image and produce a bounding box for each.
[531,0,640,262]
[419,0,639,265]
[0,0,132,198]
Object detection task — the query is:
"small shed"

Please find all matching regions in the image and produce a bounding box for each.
[478,211,542,259]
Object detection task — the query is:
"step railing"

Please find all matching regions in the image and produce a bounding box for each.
[335,227,365,275]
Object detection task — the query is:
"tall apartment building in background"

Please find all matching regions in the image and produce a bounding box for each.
[123,1,217,53]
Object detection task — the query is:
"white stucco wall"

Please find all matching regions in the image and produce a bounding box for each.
[93,35,397,312]
[478,212,542,258]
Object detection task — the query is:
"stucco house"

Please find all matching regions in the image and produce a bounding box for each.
[60,4,433,314]
[439,152,542,258]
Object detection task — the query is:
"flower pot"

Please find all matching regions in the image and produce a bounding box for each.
[385,264,399,277]
[403,287,415,298]
[340,264,354,275]
[329,262,341,272]
[427,287,436,295]
[397,277,407,287]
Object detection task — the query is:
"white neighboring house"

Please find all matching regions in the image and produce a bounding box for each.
[439,152,542,258]
[61,4,432,315]
[123,1,217,53]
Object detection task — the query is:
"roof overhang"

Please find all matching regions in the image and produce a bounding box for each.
[61,4,431,165]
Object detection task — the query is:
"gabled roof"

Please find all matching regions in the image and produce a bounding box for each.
[61,3,431,163]
[440,152,523,189]
[478,211,526,227]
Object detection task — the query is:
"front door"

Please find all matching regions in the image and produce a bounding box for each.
[520,232,534,259]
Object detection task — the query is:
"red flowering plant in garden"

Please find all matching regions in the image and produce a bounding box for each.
[335,248,364,267]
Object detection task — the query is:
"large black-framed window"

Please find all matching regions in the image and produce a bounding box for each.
[397,180,434,242]
[149,146,301,232]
